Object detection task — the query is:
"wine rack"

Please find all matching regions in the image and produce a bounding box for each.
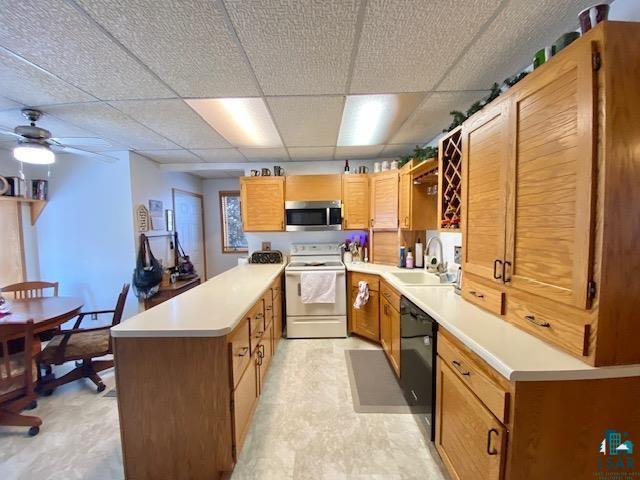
[437,126,462,230]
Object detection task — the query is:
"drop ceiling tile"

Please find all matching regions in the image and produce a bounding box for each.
[191,148,247,163]
[335,145,384,160]
[380,144,415,158]
[267,96,343,147]
[288,147,335,162]
[109,99,230,149]
[349,0,502,93]
[136,149,202,164]
[239,147,290,162]
[44,103,178,150]
[225,0,360,95]
[390,91,488,145]
[439,0,596,90]
[0,0,173,100]
[75,0,259,97]
[0,50,95,106]
[0,96,22,111]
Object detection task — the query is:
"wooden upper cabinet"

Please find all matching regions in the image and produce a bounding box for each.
[461,99,510,283]
[370,170,399,229]
[240,177,285,232]
[504,40,596,309]
[399,169,412,229]
[342,175,369,230]
[285,174,341,201]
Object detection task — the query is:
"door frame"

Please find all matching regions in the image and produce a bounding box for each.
[172,188,208,280]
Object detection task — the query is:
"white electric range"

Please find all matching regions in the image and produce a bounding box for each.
[285,243,347,338]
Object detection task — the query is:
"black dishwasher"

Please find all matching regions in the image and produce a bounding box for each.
[400,296,438,441]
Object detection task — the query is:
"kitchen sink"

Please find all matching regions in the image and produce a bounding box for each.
[390,271,456,286]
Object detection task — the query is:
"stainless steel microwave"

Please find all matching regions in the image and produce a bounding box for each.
[285,201,342,231]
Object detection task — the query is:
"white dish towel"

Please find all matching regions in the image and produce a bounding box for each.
[353,281,369,309]
[300,271,336,304]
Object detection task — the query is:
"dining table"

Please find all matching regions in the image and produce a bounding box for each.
[0,296,84,340]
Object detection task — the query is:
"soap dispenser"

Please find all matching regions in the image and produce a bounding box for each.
[415,238,424,268]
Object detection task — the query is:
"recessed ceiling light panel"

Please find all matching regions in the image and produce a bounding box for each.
[186,98,282,148]
[338,93,424,146]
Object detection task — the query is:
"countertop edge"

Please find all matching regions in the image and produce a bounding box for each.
[110,264,285,339]
[344,262,640,382]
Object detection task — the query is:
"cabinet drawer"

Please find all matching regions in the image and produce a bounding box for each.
[263,292,273,328]
[437,333,509,423]
[505,295,590,358]
[249,302,266,354]
[271,277,282,298]
[228,317,251,389]
[380,281,400,312]
[462,277,504,315]
[351,272,379,291]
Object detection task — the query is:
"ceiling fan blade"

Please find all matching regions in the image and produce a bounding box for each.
[49,144,117,163]
[0,126,22,139]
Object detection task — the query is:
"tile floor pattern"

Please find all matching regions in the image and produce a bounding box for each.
[0,338,446,480]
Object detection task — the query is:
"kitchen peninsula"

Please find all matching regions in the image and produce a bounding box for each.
[112,261,640,480]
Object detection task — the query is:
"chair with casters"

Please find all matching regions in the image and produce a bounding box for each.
[1,281,59,299]
[38,284,129,394]
[0,320,42,436]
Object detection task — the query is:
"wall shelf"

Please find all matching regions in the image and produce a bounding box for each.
[437,126,462,231]
[0,196,47,225]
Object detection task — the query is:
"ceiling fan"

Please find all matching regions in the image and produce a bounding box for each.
[0,108,116,164]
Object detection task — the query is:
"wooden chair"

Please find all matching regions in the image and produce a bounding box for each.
[1,281,59,299]
[38,284,129,394]
[0,320,42,436]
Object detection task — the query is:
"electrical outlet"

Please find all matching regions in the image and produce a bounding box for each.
[454,246,462,264]
[261,241,271,251]
[91,313,98,321]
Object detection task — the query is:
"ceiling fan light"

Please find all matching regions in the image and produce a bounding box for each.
[13,143,55,165]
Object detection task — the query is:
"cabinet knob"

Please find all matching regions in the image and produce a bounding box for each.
[493,259,503,280]
[469,290,484,299]
[236,346,249,357]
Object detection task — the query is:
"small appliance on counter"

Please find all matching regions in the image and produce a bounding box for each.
[250,250,284,264]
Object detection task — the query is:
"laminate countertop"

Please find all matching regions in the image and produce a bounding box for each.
[345,261,640,382]
[111,263,285,338]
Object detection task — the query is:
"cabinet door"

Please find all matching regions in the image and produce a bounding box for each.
[351,287,380,341]
[240,177,285,232]
[505,40,596,309]
[436,360,506,480]
[370,171,399,229]
[342,175,369,230]
[390,304,400,376]
[257,329,272,393]
[273,292,282,353]
[380,298,392,356]
[232,357,258,459]
[399,170,412,229]
[461,99,510,283]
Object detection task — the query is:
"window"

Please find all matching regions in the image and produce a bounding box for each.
[220,191,248,253]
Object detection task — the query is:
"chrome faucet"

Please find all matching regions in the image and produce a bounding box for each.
[426,236,447,274]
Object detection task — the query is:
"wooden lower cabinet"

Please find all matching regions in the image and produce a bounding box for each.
[380,297,392,355]
[436,327,640,480]
[232,353,258,458]
[436,360,506,480]
[351,288,380,341]
[380,280,401,376]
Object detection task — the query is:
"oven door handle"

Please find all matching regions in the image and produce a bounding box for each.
[285,271,345,276]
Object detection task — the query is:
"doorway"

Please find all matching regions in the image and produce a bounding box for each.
[172,189,207,279]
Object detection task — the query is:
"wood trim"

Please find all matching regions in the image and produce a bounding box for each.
[218,190,248,254]
[172,188,208,280]
[284,174,341,201]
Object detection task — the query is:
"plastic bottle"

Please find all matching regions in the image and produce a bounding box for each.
[406,250,414,269]
[415,238,424,268]
[399,246,406,268]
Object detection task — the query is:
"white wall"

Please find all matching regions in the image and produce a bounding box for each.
[129,152,203,270]
[202,177,245,278]
[32,152,139,318]
[611,0,640,21]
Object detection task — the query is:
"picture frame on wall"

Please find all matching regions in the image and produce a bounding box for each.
[148,199,165,231]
